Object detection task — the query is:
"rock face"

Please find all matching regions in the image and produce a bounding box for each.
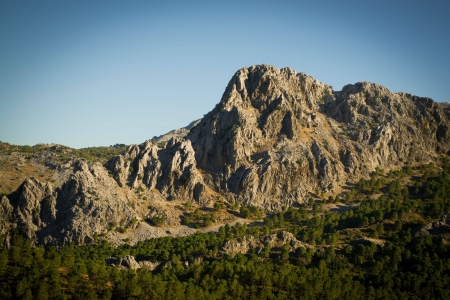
[118,255,141,269]
[1,160,138,245]
[105,138,208,203]
[0,196,15,245]
[2,64,450,245]
[222,235,261,256]
[12,178,57,242]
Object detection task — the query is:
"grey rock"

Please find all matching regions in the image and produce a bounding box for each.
[222,231,313,256]
[153,119,201,143]
[0,196,15,246]
[106,138,207,203]
[138,260,161,271]
[118,255,141,269]
[222,235,260,256]
[264,231,314,250]
[3,159,139,245]
[185,65,450,209]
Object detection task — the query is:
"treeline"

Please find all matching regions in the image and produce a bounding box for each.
[0,141,128,163]
[1,232,448,299]
[1,159,450,299]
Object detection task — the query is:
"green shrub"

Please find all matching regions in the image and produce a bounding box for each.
[149,215,166,227]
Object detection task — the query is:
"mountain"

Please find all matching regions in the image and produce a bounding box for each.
[1,64,449,246]
[106,64,450,208]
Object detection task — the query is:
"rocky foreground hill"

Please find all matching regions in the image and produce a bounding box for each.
[1,64,449,246]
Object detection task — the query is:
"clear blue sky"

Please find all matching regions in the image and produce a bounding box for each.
[1,0,449,148]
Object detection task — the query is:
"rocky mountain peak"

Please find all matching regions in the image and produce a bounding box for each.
[219,64,332,112]
[104,64,450,210]
[2,64,450,246]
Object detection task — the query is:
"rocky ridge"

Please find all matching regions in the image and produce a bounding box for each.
[1,64,450,246]
[107,65,450,210]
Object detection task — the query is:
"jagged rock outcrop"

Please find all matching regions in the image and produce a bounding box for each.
[118,255,141,269]
[0,196,15,244]
[325,82,450,172]
[222,231,314,256]
[107,255,170,271]
[15,178,57,240]
[222,235,261,256]
[106,138,208,203]
[0,178,57,243]
[46,159,137,245]
[264,231,314,250]
[138,260,162,271]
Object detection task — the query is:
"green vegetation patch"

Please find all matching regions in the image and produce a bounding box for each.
[1,158,450,299]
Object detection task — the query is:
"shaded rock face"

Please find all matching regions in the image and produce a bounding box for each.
[0,178,57,243]
[16,178,57,240]
[0,196,15,246]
